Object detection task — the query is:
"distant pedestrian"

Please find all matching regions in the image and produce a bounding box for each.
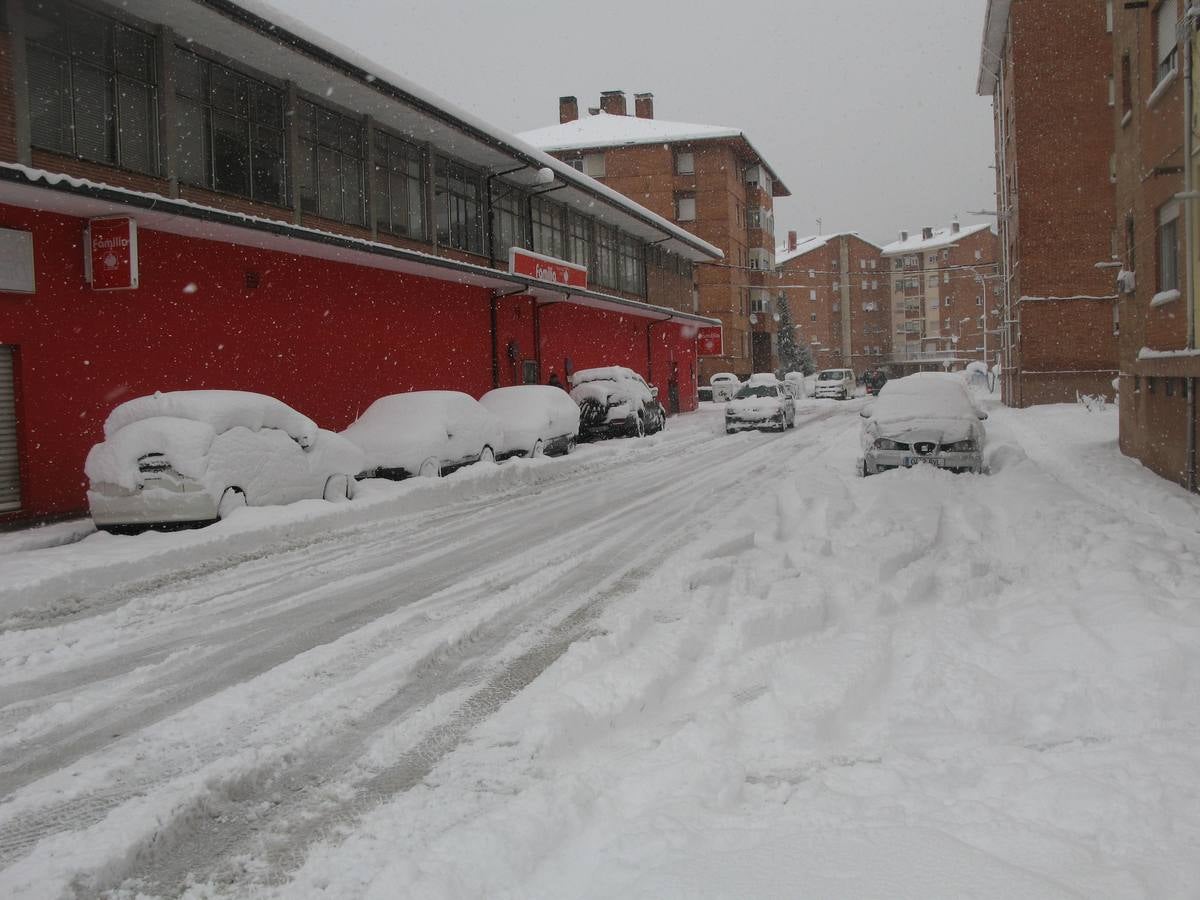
[548,370,564,389]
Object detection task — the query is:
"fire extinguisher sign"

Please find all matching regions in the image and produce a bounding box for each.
[86,217,139,290]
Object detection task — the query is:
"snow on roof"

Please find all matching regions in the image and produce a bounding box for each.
[518,111,742,152]
[117,0,721,262]
[977,0,1014,95]
[104,390,318,445]
[775,231,879,266]
[517,111,789,197]
[880,223,992,256]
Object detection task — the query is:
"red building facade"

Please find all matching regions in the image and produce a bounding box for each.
[0,0,720,521]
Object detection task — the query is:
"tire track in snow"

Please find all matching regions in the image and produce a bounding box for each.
[0,407,855,893]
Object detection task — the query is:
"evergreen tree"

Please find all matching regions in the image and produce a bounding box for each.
[776,293,814,375]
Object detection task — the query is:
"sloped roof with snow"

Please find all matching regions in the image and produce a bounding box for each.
[518,111,790,197]
[881,223,993,257]
[775,231,880,267]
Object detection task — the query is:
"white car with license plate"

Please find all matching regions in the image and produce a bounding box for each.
[725,375,796,433]
[86,390,364,533]
[857,373,987,476]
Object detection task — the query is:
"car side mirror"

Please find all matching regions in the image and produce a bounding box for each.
[977,411,988,420]
[860,409,872,418]
[650,386,659,399]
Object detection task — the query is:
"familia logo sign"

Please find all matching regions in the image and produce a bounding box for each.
[87,217,139,290]
[508,247,588,290]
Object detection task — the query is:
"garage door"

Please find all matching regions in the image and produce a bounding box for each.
[0,346,20,513]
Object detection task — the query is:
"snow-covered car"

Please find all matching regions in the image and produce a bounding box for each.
[479,385,580,458]
[857,372,988,476]
[814,368,856,400]
[86,390,364,533]
[343,391,503,479]
[710,372,741,402]
[782,371,807,399]
[725,375,796,433]
[570,366,665,440]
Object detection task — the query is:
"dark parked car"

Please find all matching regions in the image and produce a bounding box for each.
[569,366,666,439]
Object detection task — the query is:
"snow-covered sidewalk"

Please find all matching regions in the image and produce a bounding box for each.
[1,400,1198,898]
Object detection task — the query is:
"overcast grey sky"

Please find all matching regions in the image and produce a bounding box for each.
[276,0,995,247]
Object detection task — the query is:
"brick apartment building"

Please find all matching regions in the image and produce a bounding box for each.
[0,0,722,520]
[977,0,1121,408]
[773,230,889,372]
[518,93,789,382]
[1108,0,1200,490]
[880,223,1000,374]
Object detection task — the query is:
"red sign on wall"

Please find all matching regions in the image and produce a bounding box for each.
[509,247,588,290]
[696,325,723,356]
[87,217,139,290]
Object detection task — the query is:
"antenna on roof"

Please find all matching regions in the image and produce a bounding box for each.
[816,217,822,235]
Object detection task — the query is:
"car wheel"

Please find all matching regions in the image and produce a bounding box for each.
[418,457,441,478]
[857,459,868,478]
[566,437,577,454]
[632,416,646,438]
[217,486,246,519]
[323,473,352,502]
[478,445,496,465]
[530,439,545,458]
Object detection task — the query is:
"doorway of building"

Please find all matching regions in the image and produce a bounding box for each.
[0,346,20,514]
[751,332,774,374]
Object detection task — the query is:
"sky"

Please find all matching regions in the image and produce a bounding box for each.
[274,0,996,247]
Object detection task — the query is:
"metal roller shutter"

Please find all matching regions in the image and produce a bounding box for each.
[0,347,20,513]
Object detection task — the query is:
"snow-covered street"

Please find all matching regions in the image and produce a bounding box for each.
[2,397,1199,898]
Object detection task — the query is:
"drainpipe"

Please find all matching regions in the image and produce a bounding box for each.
[1186,8,1198,491]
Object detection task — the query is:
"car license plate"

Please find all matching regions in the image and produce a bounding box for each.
[904,456,943,467]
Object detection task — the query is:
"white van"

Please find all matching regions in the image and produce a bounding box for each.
[813,369,856,400]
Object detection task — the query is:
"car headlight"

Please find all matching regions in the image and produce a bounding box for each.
[874,438,902,451]
[943,439,977,452]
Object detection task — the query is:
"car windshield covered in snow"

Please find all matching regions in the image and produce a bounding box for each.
[734,384,780,399]
[818,370,851,381]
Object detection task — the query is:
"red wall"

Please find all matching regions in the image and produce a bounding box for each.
[0,203,699,519]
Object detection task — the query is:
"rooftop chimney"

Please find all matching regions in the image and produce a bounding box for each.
[951,219,961,234]
[900,230,909,242]
[559,96,578,125]
[634,92,654,119]
[922,226,934,240]
[599,90,627,116]
[787,230,798,251]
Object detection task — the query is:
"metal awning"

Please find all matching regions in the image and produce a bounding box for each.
[0,164,718,328]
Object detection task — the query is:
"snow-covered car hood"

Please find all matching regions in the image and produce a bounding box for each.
[869,420,978,446]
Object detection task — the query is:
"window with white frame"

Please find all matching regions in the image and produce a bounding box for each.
[675,194,696,221]
[809,289,817,301]
[861,279,868,289]
[1156,0,1179,85]
[675,150,695,175]
[1106,0,1114,32]
[581,153,606,177]
[750,289,771,314]
[810,313,817,322]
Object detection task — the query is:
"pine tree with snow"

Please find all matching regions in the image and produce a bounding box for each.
[775,293,814,375]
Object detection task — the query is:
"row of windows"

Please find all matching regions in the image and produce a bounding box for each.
[22,0,684,296]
